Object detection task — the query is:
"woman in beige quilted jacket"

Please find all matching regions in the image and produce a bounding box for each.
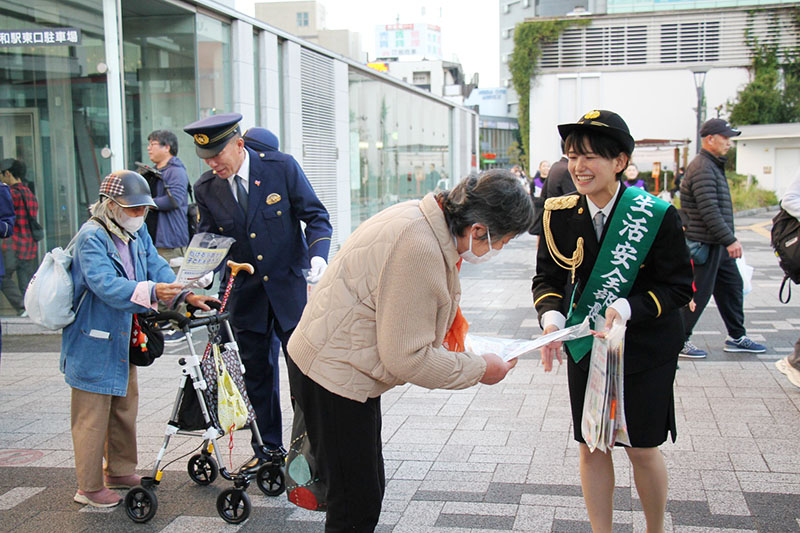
[287,169,535,532]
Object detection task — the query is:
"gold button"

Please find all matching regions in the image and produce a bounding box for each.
[578,207,584,214]
[572,303,577,309]
[263,275,269,282]
[218,226,224,232]
[257,255,263,261]
[250,233,256,239]
[260,153,265,158]
[276,210,282,216]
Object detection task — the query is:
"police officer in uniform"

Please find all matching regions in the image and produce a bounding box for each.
[184,113,332,470]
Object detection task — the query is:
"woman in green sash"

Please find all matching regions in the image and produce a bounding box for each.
[532,110,693,533]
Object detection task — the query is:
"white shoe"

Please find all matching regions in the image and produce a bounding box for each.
[775,357,800,389]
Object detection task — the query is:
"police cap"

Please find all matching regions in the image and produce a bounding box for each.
[242,127,279,152]
[183,112,243,158]
[558,109,635,155]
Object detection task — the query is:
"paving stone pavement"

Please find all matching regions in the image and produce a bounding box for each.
[0,208,799,532]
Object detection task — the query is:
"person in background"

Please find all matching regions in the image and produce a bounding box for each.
[775,168,800,389]
[0,165,14,363]
[529,160,550,236]
[287,169,532,531]
[679,118,766,358]
[0,158,37,316]
[672,166,685,197]
[185,113,332,474]
[146,130,190,264]
[534,110,692,533]
[61,171,216,508]
[623,163,648,190]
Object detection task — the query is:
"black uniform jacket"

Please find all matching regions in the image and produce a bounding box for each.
[532,192,693,374]
[195,147,332,334]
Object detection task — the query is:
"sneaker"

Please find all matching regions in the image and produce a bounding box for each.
[73,488,122,508]
[163,330,186,345]
[724,336,766,353]
[775,357,800,388]
[679,341,707,359]
[104,473,142,489]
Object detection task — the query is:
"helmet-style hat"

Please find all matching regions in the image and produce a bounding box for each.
[558,110,635,154]
[99,170,156,208]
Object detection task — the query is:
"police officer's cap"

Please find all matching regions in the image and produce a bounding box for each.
[558,110,635,155]
[99,170,156,208]
[243,127,279,152]
[183,112,243,158]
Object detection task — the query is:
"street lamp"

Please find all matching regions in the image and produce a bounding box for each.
[692,67,709,154]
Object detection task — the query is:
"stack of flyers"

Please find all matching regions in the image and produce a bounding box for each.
[581,321,631,453]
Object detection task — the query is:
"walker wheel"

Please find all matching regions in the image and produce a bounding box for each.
[125,485,158,523]
[256,464,285,496]
[188,454,219,485]
[217,488,251,524]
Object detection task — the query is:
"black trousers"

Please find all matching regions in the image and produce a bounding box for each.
[287,357,384,533]
[681,243,745,339]
[233,323,290,456]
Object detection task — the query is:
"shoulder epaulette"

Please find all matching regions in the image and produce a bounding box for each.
[544,195,579,211]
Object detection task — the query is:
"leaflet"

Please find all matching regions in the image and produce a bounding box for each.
[464,317,592,362]
[175,233,236,287]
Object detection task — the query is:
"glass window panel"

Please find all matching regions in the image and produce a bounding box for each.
[196,14,231,118]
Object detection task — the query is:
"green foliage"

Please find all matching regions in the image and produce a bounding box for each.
[728,7,800,125]
[506,140,528,170]
[727,171,779,211]
[509,19,589,160]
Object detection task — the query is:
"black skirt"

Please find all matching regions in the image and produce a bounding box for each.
[567,353,677,447]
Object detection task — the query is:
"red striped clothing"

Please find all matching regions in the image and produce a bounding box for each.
[2,182,38,260]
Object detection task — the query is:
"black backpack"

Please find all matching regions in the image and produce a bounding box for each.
[770,207,800,302]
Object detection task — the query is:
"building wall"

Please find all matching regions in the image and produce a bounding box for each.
[736,132,800,198]
[254,1,323,36]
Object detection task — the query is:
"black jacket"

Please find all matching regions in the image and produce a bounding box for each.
[680,149,736,246]
[532,193,693,374]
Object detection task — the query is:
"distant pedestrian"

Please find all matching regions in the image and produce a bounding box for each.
[0,158,38,315]
[623,163,648,191]
[775,168,800,388]
[531,160,550,196]
[679,118,766,358]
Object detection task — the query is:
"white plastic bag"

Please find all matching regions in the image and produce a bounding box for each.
[737,255,754,296]
[24,243,81,330]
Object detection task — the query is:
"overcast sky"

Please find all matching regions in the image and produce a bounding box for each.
[236,0,501,87]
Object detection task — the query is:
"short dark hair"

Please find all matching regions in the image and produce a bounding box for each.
[6,159,26,180]
[147,130,178,156]
[438,169,535,240]
[564,130,631,181]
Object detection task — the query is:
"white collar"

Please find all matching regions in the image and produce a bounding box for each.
[227,149,250,194]
[585,182,621,221]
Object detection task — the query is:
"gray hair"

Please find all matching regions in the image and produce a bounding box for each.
[89,197,116,219]
[437,169,535,239]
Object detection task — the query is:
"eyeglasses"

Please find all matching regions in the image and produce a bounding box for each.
[147,141,163,147]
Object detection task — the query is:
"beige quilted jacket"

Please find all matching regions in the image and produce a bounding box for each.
[287,193,487,402]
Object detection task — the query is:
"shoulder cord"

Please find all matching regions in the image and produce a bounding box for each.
[543,209,584,284]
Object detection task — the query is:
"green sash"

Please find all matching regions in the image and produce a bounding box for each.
[564,186,670,363]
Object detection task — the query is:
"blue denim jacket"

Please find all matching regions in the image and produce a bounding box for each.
[60,220,175,396]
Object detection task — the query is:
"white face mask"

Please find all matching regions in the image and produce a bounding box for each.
[116,210,145,234]
[460,225,500,264]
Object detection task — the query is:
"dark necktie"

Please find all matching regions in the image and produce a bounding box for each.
[235,175,248,217]
[593,211,604,241]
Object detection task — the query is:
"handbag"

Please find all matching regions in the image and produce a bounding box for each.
[286,403,327,511]
[214,344,248,435]
[129,314,164,366]
[19,192,43,242]
[685,238,709,266]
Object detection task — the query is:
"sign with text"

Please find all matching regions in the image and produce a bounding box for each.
[0,28,81,47]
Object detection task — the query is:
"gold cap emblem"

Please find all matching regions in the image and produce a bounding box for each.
[194,133,210,145]
[266,193,281,205]
[583,110,601,120]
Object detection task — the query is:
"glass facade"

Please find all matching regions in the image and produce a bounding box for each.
[196,13,232,120]
[0,0,110,254]
[349,69,451,227]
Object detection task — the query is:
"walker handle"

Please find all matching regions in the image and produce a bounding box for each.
[226,260,254,277]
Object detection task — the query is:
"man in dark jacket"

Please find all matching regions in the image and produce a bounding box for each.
[678,118,766,358]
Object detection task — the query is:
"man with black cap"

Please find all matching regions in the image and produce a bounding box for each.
[184,113,332,471]
[679,118,766,358]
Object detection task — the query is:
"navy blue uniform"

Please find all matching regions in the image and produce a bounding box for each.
[195,146,331,452]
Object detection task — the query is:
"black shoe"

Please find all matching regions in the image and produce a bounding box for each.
[238,456,268,475]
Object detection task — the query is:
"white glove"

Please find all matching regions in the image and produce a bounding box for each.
[306,256,327,284]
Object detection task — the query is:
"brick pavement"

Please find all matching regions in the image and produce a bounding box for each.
[0,208,798,532]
